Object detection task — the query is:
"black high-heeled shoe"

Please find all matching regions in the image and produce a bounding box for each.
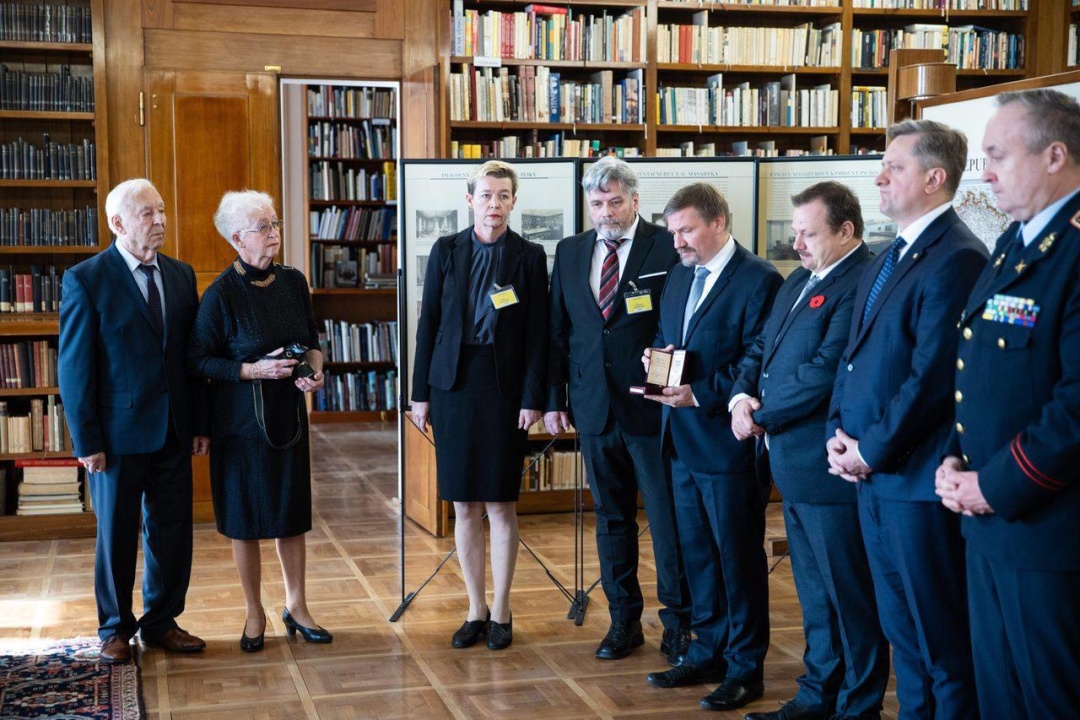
[487,613,512,650]
[282,608,333,644]
[240,613,265,653]
[451,610,490,649]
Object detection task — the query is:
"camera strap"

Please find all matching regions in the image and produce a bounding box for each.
[251,381,303,450]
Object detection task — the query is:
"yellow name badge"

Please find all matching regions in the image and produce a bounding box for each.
[489,285,520,309]
[624,289,653,314]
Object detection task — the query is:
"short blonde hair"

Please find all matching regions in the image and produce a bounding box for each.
[467,160,518,196]
[213,190,276,244]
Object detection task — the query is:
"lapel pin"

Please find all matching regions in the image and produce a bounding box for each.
[1015,260,1027,274]
[1039,233,1056,253]
[993,254,1004,268]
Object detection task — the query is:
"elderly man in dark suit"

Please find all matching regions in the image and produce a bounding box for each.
[58,178,209,664]
[936,88,1080,719]
[546,156,691,662]
[827,120,987,719]
[642,183,782,713]
[731,182,887,720]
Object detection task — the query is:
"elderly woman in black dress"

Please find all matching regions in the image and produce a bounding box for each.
[188,190,331,652]
[411,161,548,650]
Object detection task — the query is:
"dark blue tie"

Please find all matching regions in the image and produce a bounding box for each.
[862,236,906,325]
[138,264,164,334]
[682,265,710,343]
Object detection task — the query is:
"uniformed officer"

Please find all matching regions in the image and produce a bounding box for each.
[936,88,1080,719]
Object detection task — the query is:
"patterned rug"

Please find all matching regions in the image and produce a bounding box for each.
[0,637,144,719]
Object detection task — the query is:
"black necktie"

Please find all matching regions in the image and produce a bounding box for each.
[138,264,164,334]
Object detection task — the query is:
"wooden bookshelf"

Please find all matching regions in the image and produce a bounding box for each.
[0,0,108,541]
[442,0,1042,158]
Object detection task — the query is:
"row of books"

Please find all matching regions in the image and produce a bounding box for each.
[11,460,86,517]
[0,398,72,454]
[1070,24,1079,69]
[851,86,888,129]
[664,0,839,5]
[0,206,97,247]
[450,64,644,125]
[656,136,832,158]
[520,449,589,493]
[305,85,396,120]
[0,64,94,112]
[309,162,395,204]
[312,370,397,413]
[0,266,63,313]
[852,0,1026,8]
[451,3,645,63]
[307,120,396,160]
[0,136,96,181]
[0,3,92,43]
[309,206,397,242]
[319,319,399,365]
[852,26,1024,70]
[310,243,396,290]
[658,20,842,68]
[658,76,839,129]
[451,134,640,159]
[0,339,56,389]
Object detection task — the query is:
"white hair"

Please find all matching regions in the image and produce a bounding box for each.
[104,178,159,232]
[213,190,276,245]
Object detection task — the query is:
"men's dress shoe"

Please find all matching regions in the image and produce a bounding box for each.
[595,620,644,660]
[745,700,827,720]
[646,662,725,688]
[99,635,132,664]
[142,628,206,653]
[282,608,333,644]
[660,627,692,666]
[452,611,489,649]
[700,678,765,712]
[487,614,512,650]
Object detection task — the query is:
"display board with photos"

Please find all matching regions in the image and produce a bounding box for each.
[580,158,758,254]
[919,74,1080,252]
[757,155,894,277]
[400,158,579,398]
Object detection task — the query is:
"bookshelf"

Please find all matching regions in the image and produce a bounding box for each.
[281,79,400,423]
[404,413,584,537]
[1069,1,1079,68]
[442,0,1040,158]
[0,0,109,540]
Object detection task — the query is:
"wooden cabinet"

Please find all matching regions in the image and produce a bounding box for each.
[442,0,1041,158]
[0,0,109,541]
[281,79,400,424]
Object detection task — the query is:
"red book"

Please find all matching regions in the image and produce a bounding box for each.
[524,4,567,15]
[14,458,80,467]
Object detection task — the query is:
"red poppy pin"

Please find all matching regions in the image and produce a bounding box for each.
[809,295,825,308]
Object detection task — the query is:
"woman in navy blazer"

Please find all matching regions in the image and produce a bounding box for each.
[411,161,548,650]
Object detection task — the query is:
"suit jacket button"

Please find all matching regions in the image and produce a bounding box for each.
[763,371,769,379]
[997,337,1006,349]
[955,422,965,434]
[955,390,963,403]
[963,454,970,464]
[847,363,853,372]
[761,389,766,398]
[604,361,611,368]
[957,358,965,371]
[603,329,611,335]
[963,327,973,340]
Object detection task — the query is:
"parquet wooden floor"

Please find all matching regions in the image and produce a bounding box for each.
[0,423,899,719]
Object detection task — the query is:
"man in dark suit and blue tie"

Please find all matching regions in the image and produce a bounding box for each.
[731,182,887,720]
[936,89,1080,719]
[827,120,988,719]
[58,179,209,664]
[642,183,782,712]
[546,157,691,662]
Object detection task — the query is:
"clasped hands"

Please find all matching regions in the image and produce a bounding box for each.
[935,456,994,516]
[410,403,541,434]
[826,429,872,483]
[639,345,696,408]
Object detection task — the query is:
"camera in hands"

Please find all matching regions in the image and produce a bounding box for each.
[265,342,316,379]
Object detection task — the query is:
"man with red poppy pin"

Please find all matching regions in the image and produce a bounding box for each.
[730,181,886,720]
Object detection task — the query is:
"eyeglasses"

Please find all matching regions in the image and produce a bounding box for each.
[240,219,282,236]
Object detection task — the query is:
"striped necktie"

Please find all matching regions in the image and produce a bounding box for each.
[597,237,626,321]
[862,236,906,325]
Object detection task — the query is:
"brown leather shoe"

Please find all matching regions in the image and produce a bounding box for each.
[99,635,132,664]
[142,628,206,653]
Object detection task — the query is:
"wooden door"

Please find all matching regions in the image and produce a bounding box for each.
[145,70,281,522]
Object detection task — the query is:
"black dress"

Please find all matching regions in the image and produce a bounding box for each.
[187,259,319,539]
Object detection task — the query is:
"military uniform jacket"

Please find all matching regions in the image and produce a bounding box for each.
[947,190,1080,571]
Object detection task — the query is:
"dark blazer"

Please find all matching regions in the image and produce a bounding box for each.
[547,217,678,435]
[411,228,548,408]
[58,243,204,457]
[948,191,1080,571]
[656,243,783,475]
[732,244,873,503]
[828,207,987,501]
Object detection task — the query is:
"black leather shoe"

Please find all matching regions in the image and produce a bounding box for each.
[660,627,692,666]
[487,614,512,650]
[646,662,724,688]
[240,614,265,653]
[595,620,644,660]
[451,611,489,648]
[745,700,827,720]
[700,678,764,711]
[282,608,333,644]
